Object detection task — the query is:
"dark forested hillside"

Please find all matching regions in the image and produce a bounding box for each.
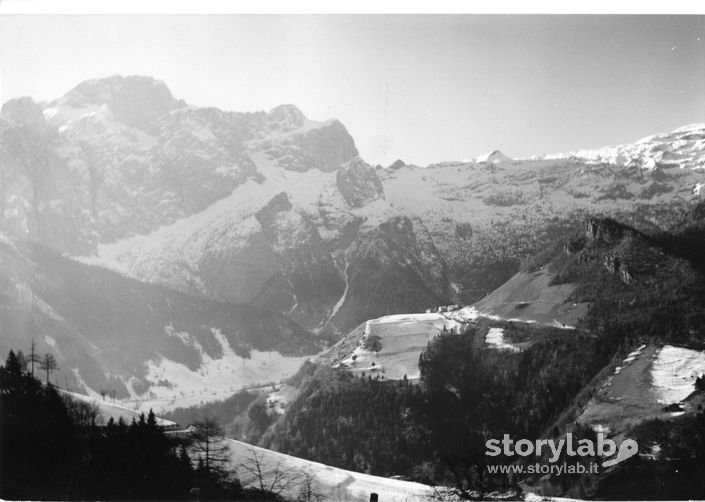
[0,349,295,501]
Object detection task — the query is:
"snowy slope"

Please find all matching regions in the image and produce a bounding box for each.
[578,344,705,435]
[379,123,705,306]
[227,439,435,502]
[542,123,705,170]
[485,327,521,352]
[133,344,312,413]
[335,313,461,380]
[651,345,705,404]
[60,389,176,427]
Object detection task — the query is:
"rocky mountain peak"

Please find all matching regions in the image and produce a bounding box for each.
[475,150,513,164]
[388,159,406,170]
[57,75,181,131]
[267,104,306,132]
[336,157,385,208]
[1,97,46,128]
[266,118,358,173]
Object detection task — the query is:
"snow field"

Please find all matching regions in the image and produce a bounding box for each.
[60,389,176,427]
[227,439,434,502]
[339,313,461,380]
[651,345,705,404]
[484,327,521,353]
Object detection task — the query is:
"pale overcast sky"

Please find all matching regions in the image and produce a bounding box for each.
[1,14,704,165]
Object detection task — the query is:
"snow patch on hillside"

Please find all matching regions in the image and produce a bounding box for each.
[613,344,647,375]
[485,327,521,352]
[338,312,462,380]
[92,148,341,277]
[328,255,350,322]
[227,439,434,502]
[129,340,312,412]
[60,389,176,427]
[651,345,705,404]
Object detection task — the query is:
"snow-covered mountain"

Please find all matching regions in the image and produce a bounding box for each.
[2,75,704,340]
[541,123,705,170]
[1,75,453,334]
[474,149,513,164]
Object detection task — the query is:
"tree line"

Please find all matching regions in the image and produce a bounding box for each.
[0,349,295,501]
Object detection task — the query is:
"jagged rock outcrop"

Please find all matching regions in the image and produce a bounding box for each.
[267,104,306,132]
[603,255,633,284]
[255,192,294,229]
[1,97,47,127]
[388,159,406,170]
[265,119,358,172]
[336,157,385,208]
[564,236,587,255]
[585,218,633,244]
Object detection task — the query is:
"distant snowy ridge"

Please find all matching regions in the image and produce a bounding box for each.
[540,123,705,170]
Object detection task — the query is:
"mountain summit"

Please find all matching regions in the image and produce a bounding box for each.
[474,149,512,164]
[48,75,182,132]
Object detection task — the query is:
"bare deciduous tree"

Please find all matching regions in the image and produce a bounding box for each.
[64,398,100,428]
[240,446,301,497]
[296,467,326,502]
[39,353,58,384]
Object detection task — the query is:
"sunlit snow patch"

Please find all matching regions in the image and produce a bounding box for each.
[651,345,705,404]
[121,328,312,412]
[339,313,462,380]
[485,327,521,353]
[614,344,647,375]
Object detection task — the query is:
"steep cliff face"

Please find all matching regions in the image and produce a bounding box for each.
[264,119,358,173]
[327,216,454,333]
[336,157,385,208]
[585,217,637,244]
